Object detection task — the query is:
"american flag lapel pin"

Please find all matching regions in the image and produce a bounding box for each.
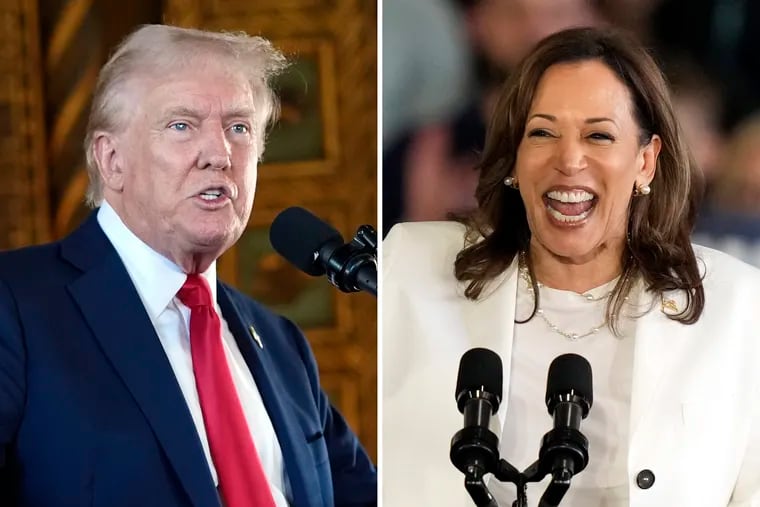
[249,325,264,349]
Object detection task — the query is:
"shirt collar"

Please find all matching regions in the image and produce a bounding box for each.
[97,201,218,321]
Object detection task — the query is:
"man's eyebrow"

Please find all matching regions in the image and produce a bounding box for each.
[157,106,255,123]
[223,107,255,120]
[158,106,205,122]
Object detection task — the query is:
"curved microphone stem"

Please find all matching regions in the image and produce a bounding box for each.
[493,460,528,507]
[322,224,377,296]
[464,472,500,507]
[537,470,571,507]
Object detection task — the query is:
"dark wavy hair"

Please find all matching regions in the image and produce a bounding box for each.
[454,27,705,330]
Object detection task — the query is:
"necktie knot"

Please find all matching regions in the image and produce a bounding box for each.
[177,274,214,308]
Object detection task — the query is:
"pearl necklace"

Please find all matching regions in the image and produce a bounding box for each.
[518,260,618,341]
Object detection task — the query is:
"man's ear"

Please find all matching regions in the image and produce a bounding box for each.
[92,132,125,192]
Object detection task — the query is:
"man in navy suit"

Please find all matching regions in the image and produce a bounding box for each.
[0,24,376,507]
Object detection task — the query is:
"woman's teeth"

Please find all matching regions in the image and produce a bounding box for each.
[547,206,592,223]
[546,190,594,203]
[544,190,596,222]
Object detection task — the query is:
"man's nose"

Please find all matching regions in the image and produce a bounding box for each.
[197,125,231,170]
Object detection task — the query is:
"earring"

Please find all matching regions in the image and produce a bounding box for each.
[503,176,518,189]
[634,182,651,196]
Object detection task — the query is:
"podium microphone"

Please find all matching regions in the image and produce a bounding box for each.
[539,353,593,497]
[269,207,377,296]
[450,348,503,506]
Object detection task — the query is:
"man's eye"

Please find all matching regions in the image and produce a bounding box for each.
[169,122,189,131]
[231,124,249,134]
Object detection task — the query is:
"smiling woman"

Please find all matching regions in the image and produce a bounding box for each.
[455,28,700,326]
[383,27,760,507]
[503,59,662,293]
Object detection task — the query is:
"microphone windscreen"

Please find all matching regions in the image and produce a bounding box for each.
[270,207,343,276]
[455,348,503,412]
[546,353,593,408]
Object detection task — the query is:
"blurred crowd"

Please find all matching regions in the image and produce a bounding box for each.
[383,0,760,266]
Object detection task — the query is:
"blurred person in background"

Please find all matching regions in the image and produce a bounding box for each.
[382,0,471,147]
[594,0,665,38]
[382,0,471,235]
[694,113,760,266]
[649,0,760,129]
[664,56,726,193]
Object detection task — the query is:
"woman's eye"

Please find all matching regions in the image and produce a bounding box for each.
[589,132,614,141]
[169,122,189,131]
[527,129,552,138]
[231,124,249,134]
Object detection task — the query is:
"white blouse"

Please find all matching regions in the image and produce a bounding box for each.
[490,273,638,506]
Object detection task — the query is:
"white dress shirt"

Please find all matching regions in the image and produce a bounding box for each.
[97,201,289,506]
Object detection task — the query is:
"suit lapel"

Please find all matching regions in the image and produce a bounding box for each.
[628,285,693,454]
[62,214,219,507]
[458,260,519,433]
[217,285,318,507]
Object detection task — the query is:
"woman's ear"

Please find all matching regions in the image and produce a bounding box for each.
[638,134,662,185]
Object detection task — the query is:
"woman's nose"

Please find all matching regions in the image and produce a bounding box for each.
[555,137,587,175]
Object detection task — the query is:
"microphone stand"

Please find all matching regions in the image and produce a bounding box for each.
[463,456,571,507]
[460,427,587,507]
[322,224,377,296]
[493,460,527,507]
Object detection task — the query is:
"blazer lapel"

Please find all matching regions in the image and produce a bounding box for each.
[62,214,219,507]
[458,260,519,433]
[217,285,318,507]
[628,286,693,457]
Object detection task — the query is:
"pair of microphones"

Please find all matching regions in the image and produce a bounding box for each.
[451,349,593,507]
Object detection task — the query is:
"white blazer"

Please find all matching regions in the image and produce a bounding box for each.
[382,221,760,507]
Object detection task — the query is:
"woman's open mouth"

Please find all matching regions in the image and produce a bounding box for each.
[543,189,597,224]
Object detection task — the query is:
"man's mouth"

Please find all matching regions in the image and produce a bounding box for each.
[199,188,225,201]
[196,184,235,203]
[543,189,597,223]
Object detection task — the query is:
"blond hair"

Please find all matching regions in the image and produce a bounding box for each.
[83,24,287,206]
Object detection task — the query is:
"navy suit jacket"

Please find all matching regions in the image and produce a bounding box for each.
[0,212,377,507]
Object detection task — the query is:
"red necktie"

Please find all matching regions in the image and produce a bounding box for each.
[177,274,276,507]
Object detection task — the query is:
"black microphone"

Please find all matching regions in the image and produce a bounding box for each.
[450,348,503,483]
[540,354,593,484]
[269,207,377,296]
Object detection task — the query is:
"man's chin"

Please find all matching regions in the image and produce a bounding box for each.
[179,224,236,252]
[191,231,236,251]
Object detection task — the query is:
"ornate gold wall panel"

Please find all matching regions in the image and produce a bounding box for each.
[0,0,50,249]
[165,0,378,459]
[41,0,100,239]
[41,1,163,238]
